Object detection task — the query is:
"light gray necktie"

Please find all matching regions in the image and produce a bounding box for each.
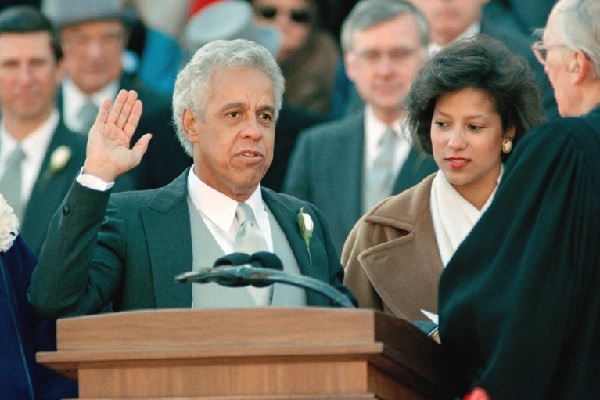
[365,127,396,211]
[235,202,268,254]
[234,202,272,306]
[0,145,26,220]
[79,100,99,134]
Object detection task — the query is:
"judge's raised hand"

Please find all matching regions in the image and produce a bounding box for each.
[82,89,152,183]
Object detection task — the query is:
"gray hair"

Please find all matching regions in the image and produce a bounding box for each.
[340,0,429,54]
[557,0,600,77]
[172,38,285,156]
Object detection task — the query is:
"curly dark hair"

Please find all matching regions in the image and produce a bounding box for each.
[405,34,544,161]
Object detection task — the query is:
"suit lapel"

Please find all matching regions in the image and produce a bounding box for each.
[361,176,442,319]
[22,123,86,253]
[360,233,443,320]
[141,170,193,308]
[392,147,437,194]
[262,189,309,268]
[331,114,364,227]
[262,189,328,306]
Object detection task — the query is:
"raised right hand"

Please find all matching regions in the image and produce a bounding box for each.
[82,89,152,182]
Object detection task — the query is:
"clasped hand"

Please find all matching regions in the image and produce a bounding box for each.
[82,90,152,183]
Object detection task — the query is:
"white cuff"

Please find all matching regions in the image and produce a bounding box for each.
[76,169,115,191]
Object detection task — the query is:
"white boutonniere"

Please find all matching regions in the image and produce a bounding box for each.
[0,194,19,253]
[49,145,71,175]
[297,207,314,264]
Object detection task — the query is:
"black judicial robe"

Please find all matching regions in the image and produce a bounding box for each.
[438,105,600,399]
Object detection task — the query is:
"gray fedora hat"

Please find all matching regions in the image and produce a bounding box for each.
[42,0,134,28]
[184,0,281,57]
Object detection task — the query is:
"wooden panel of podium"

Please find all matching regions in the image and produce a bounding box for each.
[37,308,458,399]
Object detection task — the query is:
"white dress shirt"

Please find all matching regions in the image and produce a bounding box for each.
[0,110,59,206]
[364,105,411,178]
[187,168,274,254]
[429,22,481,55]
[62,78,120,133]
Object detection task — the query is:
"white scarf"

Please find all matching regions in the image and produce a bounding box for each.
[430,166,503,266]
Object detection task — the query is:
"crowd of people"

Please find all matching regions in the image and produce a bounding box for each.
[2,0,600,398]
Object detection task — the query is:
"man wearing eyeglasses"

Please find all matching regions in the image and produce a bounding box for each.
[42,0,192,190]
[283,0,438,256]
[436,0,600,398]
[530,5,600,118]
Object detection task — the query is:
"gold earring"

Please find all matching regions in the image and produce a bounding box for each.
[502,137,513,154]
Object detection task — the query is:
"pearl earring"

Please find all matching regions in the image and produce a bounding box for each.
[502,137,513,154]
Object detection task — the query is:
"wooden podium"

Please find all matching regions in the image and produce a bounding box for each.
[37,308,458,399]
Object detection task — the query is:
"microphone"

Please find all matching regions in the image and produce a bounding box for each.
[247,251,283,271]
[213,252,251,267]
[174,252,355,308]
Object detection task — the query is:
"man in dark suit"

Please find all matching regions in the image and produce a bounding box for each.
[334,0,559,121]
[283,0,438,256]
[0,6,134,257]
[42,0,192,190]
[28,39,354,318]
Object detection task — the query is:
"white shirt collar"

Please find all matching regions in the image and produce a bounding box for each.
[1,109,59,166]
[365,105,404,149]
[0,110,60,205]
[429,22,481,55]
[62,77,120,132]
[187,168,266,233]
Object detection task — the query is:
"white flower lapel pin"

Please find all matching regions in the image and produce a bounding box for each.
[297,207,314,264]
[49,146,71,175]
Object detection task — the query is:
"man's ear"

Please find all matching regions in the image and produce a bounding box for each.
[344,54,357,83]
[570,50,594,84]
[182,109,200,142]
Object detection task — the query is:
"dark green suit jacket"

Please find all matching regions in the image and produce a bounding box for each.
[28,169,354,318]
[21,122,135,256]
[20,122,86,256]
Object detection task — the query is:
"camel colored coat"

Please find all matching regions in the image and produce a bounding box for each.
[342,174,443,321]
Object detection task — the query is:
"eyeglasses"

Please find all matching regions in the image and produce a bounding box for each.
[62,31,125,53]
[255,5,312,24]
[352,47,420,66]
[531,41,570,66]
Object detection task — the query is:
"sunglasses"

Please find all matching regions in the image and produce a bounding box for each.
[256,5,312,24]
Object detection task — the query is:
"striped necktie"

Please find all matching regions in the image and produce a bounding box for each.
[364,127,396,211]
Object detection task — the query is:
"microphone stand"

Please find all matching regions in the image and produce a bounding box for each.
[175,266,355,308]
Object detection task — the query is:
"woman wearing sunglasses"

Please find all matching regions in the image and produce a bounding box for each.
[249,0,340,116]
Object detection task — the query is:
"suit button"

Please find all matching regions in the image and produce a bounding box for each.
[62,206,70,215]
